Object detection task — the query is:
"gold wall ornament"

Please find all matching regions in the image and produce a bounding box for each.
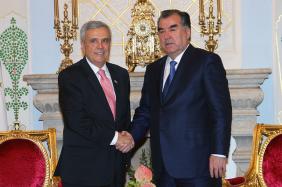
[125,0,162,72]
[54,0,78,73]
[199,0,222,52]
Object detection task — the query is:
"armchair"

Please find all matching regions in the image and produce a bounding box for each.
[0,128,58,186]
[225,124,282,187]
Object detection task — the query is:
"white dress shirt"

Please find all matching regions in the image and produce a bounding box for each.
[162,45,188,89]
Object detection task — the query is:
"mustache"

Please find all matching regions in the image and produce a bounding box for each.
[164,39,174,45]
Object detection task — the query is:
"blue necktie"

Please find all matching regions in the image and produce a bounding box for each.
[162,61,177,99]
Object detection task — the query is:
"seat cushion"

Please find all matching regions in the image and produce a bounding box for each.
[263,134,282,186]
[225,176,245,186]
[0,139,46,186]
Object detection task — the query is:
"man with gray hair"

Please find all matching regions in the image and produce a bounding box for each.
[54,20,134,187]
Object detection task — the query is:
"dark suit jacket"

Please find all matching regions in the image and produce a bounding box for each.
[131,45,232,180]
[54,58,131,186]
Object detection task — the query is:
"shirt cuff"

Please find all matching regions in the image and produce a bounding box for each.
[110,131,118,145]
[211,154,226,158]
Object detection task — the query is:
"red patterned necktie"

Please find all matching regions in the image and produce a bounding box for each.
[98,69,116,119]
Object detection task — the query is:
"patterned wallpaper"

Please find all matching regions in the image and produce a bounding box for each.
[67,0,239,70]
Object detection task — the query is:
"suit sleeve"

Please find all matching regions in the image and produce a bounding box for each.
[124,71,131,131]
[58,71,115,146]
[131,66,151,143]
[203,54,232,156]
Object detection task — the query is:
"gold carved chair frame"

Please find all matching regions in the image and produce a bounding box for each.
[0,128,58,187]
[224,124,282,187]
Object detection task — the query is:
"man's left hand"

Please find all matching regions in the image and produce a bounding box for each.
[209,155,227,178]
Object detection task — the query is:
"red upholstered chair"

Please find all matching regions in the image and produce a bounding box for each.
[0,128,58,187]
[224,124,282,187]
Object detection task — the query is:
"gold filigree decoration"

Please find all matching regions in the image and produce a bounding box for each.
[125,0,162,72]
[54,0,78,73]
[224,124,282,187]
[199,0,222,52]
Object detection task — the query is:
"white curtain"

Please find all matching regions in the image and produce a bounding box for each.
[0,65,8,131]
[274,15,282,123]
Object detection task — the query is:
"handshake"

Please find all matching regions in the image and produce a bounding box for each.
[115,131,135,153]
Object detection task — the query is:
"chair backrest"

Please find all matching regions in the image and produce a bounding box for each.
[224,124,282,187]
[259,125,282,187]
[0,128,57,187]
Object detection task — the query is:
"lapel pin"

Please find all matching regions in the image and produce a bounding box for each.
[114,80,118,84]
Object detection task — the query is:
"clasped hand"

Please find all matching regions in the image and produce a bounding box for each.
[115,131,135,153]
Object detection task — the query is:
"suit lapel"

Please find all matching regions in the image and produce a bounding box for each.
[81,58,103,97]
[81,58,114,121]
[159,57,167,104]
[162,45,195,103]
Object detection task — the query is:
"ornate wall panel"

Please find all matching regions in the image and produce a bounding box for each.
[58,0,241,70]
[0,0,31,130]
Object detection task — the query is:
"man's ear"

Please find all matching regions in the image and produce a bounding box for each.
[81,42,85,56]
[186,28,191,41]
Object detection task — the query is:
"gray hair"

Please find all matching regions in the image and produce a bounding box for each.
[80,20,112,42]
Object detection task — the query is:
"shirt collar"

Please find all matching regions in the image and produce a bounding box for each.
[86,57,110,76]
[166,44,190,65]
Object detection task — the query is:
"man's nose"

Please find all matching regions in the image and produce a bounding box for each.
[97,41,103,48]
[163,31,171,40]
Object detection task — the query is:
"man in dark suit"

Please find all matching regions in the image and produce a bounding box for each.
[54,20,134,187]
[130,9,232,187]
